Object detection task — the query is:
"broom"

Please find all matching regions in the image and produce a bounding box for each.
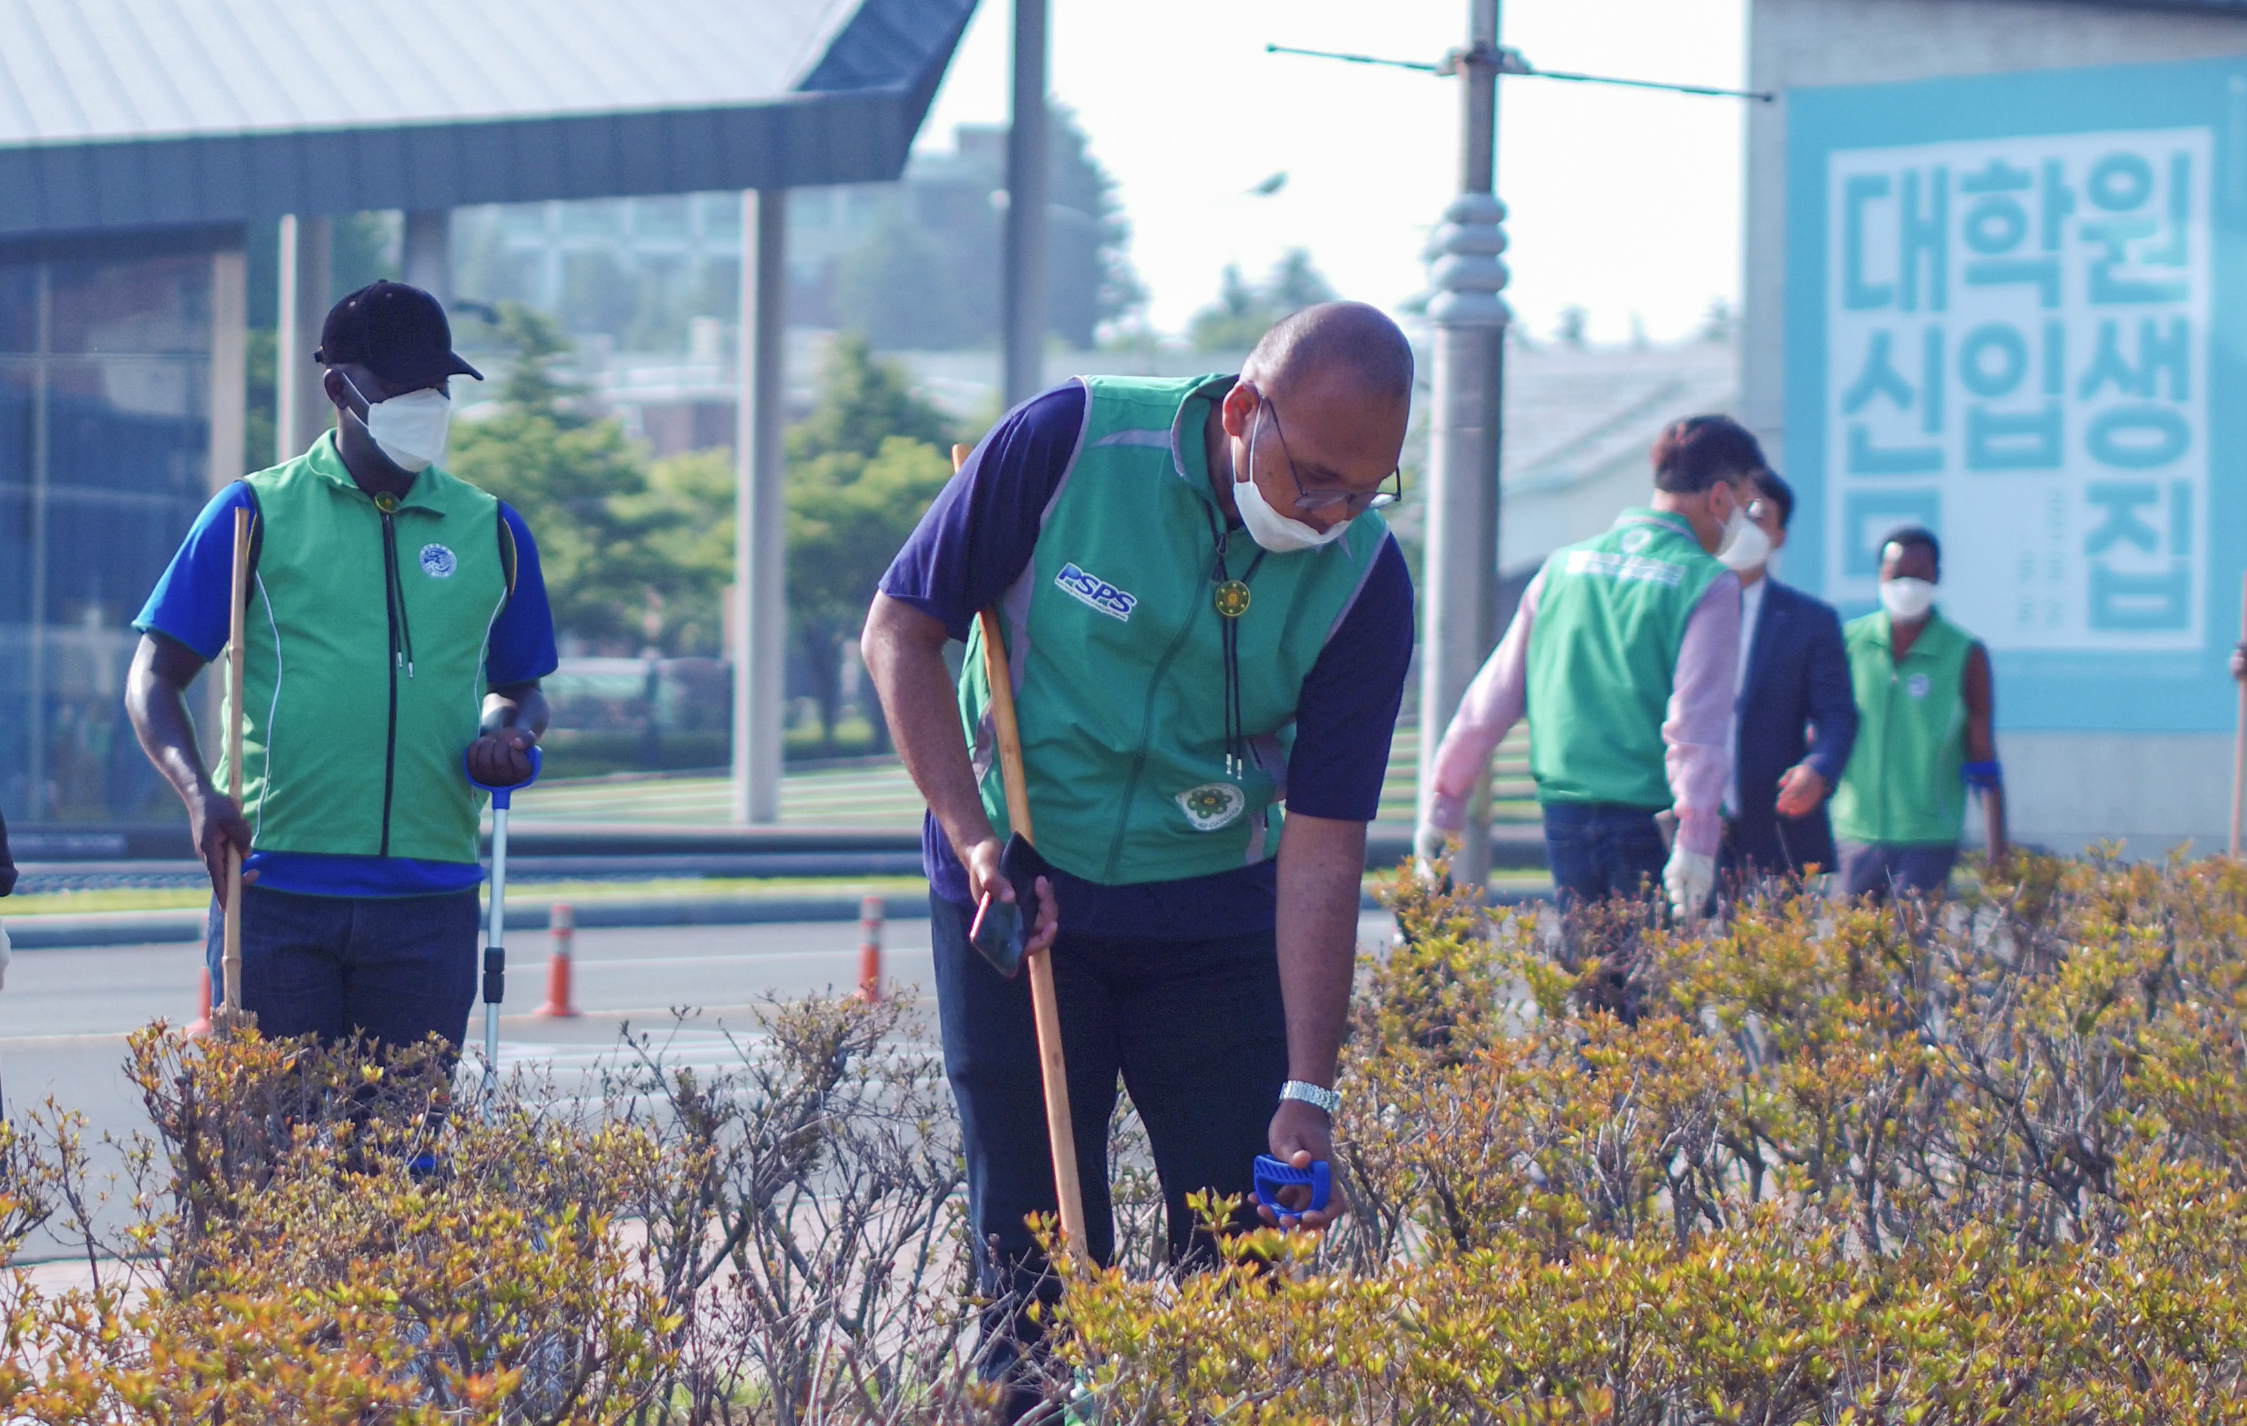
[956,443,1087,1262]
[212,506,258,1037]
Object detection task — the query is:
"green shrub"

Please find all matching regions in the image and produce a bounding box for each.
[12,854,2247,1421]
[1057,854,2247,1422]
[0,998,997,1425]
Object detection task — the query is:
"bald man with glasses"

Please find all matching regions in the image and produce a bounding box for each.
[862,302,1415,1419]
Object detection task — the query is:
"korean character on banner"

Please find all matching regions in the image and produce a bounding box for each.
[1960,157,2066,308]
[2085,479,2192,630]
[1842,166,1947,311]
[2078,312,2193,472]
[2082,150,2191,305]
[2078,316,2191,402]
[1841,326,1944,473]
[1961,319,2063,469]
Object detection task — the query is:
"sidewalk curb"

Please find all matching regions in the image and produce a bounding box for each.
[1,886,1539,951]
[3,895,934,951]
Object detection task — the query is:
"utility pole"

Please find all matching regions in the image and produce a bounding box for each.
[1418,0,1510,889]
[732,190,788,824]
[1269,18,1766,891]
[1002,0,1050,408]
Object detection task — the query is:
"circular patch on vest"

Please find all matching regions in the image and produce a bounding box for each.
[1906,672,1931,700]
[419,543,457,578]
[1176,782,1247,832]
[1619,528,1652,554]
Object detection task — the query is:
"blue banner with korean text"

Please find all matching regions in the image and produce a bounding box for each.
[1785,57,2247,731]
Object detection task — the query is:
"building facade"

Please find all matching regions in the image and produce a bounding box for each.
[0,0,974,832]
[1742,0,2247,854]
[1,234,241,825]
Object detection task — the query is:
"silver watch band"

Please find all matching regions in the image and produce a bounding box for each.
[1280,1079,1340,1115]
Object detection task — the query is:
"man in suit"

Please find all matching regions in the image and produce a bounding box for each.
[1719,470,1857,885]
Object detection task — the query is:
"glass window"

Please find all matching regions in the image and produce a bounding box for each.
[0,248,215,824]
[633,196,690,240]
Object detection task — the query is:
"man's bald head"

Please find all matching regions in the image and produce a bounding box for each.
[1215,301,1412,537]
[1241,301,1414,406]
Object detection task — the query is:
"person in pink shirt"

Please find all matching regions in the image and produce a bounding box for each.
[1418,415,1766,919]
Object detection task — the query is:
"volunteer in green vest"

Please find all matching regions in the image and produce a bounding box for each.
[1420,415,1762,920]
[1830,526,2005,899]
[864,303,1414,1416]
[126,281,556,1050]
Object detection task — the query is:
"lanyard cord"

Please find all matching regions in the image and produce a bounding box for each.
[1202,501,1266,778]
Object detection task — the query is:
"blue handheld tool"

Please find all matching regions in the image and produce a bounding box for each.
[466,745,541,1111]
[1252,1154,1331,1223]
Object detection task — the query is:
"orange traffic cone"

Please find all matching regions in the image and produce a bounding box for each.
[536,903,581,1018]
[856,895,883,1002]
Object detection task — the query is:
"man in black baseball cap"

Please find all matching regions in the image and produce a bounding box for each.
[127,280,557,1055]
[316,280,485,386]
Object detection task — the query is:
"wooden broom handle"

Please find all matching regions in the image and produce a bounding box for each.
[957,442,1086,1261]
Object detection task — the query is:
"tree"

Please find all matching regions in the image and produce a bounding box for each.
[565,334,960,753]
[785,336,955,751]
[447,303,691,651]
[834,202,975,351]
[1555,305,1589,348]
[818,105,1140,351]
[1188,249,1338,352]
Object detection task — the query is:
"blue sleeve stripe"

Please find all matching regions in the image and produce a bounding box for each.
[486,503,559,685]
[134,482,255,662]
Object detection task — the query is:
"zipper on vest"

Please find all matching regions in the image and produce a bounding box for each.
[1101,602,1206,882]
[377,506,408,856]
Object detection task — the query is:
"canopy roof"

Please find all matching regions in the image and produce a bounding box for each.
[0,0,975,239]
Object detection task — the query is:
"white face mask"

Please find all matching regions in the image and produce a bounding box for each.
[1717,518,1771,573]
[1233,411,1350,554]
[1881,577,1937,622]
[343,374,451,473]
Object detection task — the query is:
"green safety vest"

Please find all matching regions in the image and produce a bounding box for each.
[957,375,1396,885]
[219,432,513,864]
[1525,508,1730,809]
[1830,607,1973,846]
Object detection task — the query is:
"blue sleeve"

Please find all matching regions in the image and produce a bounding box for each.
[134,482,259,661]
[1285,536,1415,821]
[486,503,559,686]
[876,384,1086,642]
[1802,599,1859,785]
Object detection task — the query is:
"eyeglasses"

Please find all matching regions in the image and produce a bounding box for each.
[1253,396,1401,514]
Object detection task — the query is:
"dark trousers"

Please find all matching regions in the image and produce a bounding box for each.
[931,893,1287,1403]
[1542,802,1668,910]
[1834,841,1958,902]
[204,885,481,1050]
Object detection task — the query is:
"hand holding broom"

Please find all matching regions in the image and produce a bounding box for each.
[953,443,1088,1263]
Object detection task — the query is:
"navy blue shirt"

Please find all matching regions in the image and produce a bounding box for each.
[879,382,1414,940]
[136,480,559,897]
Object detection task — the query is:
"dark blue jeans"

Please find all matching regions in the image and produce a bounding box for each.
[1542,802,1668,910]
[931,893,1287,1406]
[1834,841,1958,902]
[204,885,481,1050]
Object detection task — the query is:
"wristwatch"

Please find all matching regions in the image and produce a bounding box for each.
[1280,1080,1340,1116]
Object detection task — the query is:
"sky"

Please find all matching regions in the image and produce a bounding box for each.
[916,0,1751,347]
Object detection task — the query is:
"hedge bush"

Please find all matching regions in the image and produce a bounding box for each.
[0,999,999,1424]
[4,852,2247,1422]
[1059,853,2247,1422]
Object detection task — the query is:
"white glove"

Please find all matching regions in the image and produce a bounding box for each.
[1413,823,1449,878]
[1663,847,1715,921]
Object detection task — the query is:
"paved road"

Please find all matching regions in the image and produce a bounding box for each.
[0,912,1396,1262]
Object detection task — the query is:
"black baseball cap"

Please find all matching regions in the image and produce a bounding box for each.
[315,281,484,386]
